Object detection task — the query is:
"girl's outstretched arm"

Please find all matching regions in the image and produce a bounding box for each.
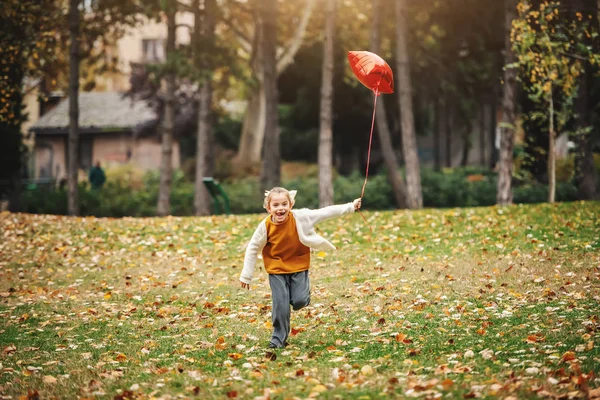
[302,201,356,226]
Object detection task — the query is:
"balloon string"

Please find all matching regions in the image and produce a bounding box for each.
[361,88,378,198]
[357,87,379,229]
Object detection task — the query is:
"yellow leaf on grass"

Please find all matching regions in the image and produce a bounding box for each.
[317,251,326,258]
[312,385,328,393]
[360,365,374,375]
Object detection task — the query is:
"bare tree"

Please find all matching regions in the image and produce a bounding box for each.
[318,0,335,207]
[395,0,422,209]
[68,0,80,216]
[259,0,280,191]
[496,0,518,206]
[371,0,407,208]
[157,1,177,216]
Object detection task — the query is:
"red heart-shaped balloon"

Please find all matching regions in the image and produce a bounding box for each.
[348,50,394,95]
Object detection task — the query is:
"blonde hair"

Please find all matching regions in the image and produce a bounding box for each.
[263,187,297,209]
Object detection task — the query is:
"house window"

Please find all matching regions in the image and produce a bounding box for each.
[142,39,166,63]
[79,138,93,170]
[65,137,93,171]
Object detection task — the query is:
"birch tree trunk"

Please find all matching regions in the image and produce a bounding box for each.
[496,0,518,206]
[395,0,422,209]
[548,91,556,203]
[157,3,176,216]
[68,0,80,216]
[318,0,335,207]
[371,0,407,208]
[194,0,216,216]
[259,0,280,191]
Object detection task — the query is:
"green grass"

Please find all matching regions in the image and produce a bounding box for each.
[1,201,599,399]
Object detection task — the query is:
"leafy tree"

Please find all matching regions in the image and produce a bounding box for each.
[510,0,599,202]
[2,0,143,213]
[0,0,62,207]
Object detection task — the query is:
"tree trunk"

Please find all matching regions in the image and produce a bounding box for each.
[194,81,212,215]
[460,125,471,167]
[434,96,443,172]
[259,0,280,191]
[68,0,80,216]
[480,100,486,166]
[573,0,599,200]
[395,0,422,209]
[157,3,177,216]
[445,102,453,168]
[318,0,335,207]
[548,91,556,203]
[193,0,216,216]
[496,0,518,206]
[236,89,265,169]
[490,81,499,169]
[370,0,407,208]
[236,0,316,167]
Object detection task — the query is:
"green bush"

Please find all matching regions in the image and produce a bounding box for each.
[424,169,498,208]
[19,167,581,217]
[513,182,578,204]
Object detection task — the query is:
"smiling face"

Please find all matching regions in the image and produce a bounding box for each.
[266,192,293,224]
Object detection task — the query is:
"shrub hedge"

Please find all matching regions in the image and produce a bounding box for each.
[20,167,581,217]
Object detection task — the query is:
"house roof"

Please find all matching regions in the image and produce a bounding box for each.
[31,92,156,135]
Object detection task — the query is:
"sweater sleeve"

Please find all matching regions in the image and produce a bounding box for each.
[240,221,267,284]
[303,202,355,226]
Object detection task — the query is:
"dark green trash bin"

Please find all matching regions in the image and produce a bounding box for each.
[202,177,231,215]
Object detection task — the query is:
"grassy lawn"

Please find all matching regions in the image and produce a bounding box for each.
[1,201,599,399]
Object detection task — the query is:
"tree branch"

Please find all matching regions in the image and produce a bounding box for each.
[222,17,252,54]
[276,0,316,75]
[559,51,588,61]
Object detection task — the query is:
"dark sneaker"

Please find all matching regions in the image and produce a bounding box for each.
[268,341,290,349]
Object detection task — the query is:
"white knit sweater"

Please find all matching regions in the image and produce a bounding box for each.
[239,203,355,284]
